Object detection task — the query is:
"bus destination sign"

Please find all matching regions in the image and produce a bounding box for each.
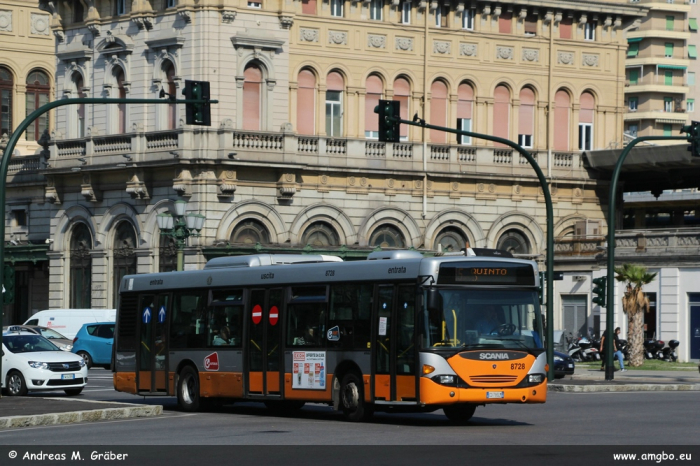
[437,261,535,286]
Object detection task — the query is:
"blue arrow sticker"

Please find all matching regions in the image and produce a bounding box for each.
[382,303,387,309]
[142,307,152,324]
[158,306,166,324]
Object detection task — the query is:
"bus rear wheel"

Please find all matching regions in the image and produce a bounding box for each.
[443,404,477,424]
[340,373,373,422]
[177,366,201,412]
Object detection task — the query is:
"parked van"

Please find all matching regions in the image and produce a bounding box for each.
[24,309,116,340]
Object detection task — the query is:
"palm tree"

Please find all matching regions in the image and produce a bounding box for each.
[614,264,657,367]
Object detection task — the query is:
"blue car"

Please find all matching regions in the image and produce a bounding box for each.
[553,350,575,379]
[71,322,115,369]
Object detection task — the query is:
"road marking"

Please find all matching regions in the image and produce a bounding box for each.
[83,388,120,392]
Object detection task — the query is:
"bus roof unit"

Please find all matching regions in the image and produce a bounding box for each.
[204,254,343,269]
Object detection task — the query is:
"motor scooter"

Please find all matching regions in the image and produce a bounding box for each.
[565,332,586,362]
[578,336,601,361]
[661,340,679,362]
[643,338,665,359]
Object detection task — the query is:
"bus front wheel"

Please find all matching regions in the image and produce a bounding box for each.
[177,366,201,412]
[443,403,477,424]
[340,373,373,422]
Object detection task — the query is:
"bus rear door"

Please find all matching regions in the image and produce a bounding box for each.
[373,284,416,402]
[137,293,170,394]
[246,288,284,397]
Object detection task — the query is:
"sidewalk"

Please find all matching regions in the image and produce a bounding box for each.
[548,367,700,392]
[0,397,162,429]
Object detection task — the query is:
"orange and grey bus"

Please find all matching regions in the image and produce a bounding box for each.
[113,249,547,422]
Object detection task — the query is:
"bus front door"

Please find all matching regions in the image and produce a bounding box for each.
[137,293,170,394]
[373,284,416,402]
[246,288,284,397]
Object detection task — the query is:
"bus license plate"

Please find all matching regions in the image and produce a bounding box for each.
[61,374,75,380]
[486,391,504,399]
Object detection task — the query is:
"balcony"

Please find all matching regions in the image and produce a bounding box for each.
[624,83,689,95]
[623,110,689,123]
[614,229,700,257]
[44,127,589,178]
[627,30,691,41]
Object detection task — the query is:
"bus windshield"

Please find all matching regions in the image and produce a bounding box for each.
[422,289,543,350]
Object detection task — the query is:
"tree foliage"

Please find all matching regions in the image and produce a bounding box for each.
[614,264,657,367]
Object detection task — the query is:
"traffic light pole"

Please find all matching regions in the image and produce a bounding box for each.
[0,96,216,398]
[604,135,686,381]
[396,116,556,381]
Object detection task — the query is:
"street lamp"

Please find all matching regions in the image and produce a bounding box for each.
[156,200,205,271]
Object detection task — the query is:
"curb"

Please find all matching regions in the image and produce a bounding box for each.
[0,402,163,429]
[548,383,700,393]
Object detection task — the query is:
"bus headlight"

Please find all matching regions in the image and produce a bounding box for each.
[439,375,455,384]
[528,374,544,384]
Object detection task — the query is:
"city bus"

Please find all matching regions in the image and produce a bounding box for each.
[113,248,547,422]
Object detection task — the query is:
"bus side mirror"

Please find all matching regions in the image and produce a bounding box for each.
[426,289,441,312]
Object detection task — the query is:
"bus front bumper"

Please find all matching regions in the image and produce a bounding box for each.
[419,377,547,405]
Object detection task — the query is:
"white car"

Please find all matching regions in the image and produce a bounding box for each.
[1,330,88,396]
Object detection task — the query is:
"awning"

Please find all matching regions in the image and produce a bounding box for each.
[690,18,698,32]
[627,43,639,58]
[658,64,687,70]
[627,37,643,43]
[690,45,697,59]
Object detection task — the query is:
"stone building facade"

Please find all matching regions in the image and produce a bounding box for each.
[3,0,648,338]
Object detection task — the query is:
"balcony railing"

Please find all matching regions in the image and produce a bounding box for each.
[46,127,590,177]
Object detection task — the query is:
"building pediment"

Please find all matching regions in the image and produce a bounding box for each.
[145,33,185,50]
[96,31,135,55]
[57,42,92,61]
[230,30,284,51]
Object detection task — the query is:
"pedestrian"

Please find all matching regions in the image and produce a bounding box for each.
[600,327,627,372]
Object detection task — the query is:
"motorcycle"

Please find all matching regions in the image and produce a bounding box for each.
[661,340,679,362]
[578,336,601,361]
[617,338,629,360]
[643,338,665,359]
[565,332,586,362]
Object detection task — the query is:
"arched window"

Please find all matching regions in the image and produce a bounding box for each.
[554,90,571,151]
[518,87,535,148]
[369,225,405,248]
[365,75,383,138]
[70,223,92,308]
[164,61,176,130]
[430,80,448,143]
[493,84,510,146]
[457,82,474,144]
[434,227,469,252]
[73,73,86,138]
[393,77,410,140]
[112,222,137,306]
[297,69,316,135]
[497,229,530,255]
[0,67,13,138]
[230,219,271,245]
[579,92,595,151]
[243,63,263,131]
[114,67,127,133]
[326,71,344,137]
[301,222,340,247]
[25,70,50,141]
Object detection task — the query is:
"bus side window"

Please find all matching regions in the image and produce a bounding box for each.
[170,292,206,349]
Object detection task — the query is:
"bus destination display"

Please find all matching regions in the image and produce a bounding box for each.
[438,261,535,286]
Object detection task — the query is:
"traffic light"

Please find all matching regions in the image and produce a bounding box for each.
[592,276,607,308]
[375,99,401,142]
[680,121,700,157]
[182,80,211,126]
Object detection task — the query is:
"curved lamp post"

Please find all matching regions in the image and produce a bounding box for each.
[156,200,205,271]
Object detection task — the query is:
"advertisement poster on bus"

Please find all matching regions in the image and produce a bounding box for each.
[292,351,326,390]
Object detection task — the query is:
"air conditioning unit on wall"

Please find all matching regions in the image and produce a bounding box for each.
[575,219,600,237]
[572,275,587,282]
